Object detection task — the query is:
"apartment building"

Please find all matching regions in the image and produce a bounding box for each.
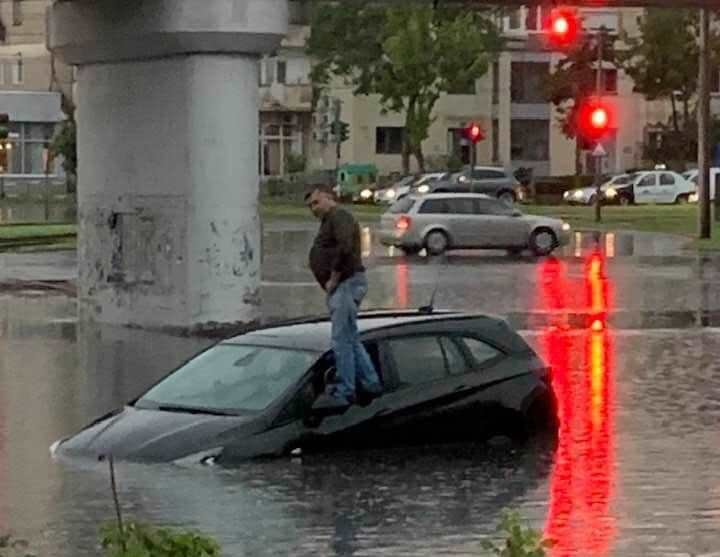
[0,0,72,178]
[263,5,694,179]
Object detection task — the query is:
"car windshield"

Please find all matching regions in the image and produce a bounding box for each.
[135,344,319,414]
[389,197,416,214]
[611,175,633,185]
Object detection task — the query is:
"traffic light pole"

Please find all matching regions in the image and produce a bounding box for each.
[594,29,605,224]
[698,7,712,238]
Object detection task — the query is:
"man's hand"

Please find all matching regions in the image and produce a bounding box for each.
[325,273,340,294]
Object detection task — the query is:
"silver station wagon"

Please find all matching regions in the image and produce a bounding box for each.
[379,193,571,256]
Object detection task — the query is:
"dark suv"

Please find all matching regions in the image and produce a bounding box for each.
[427,166,521,206]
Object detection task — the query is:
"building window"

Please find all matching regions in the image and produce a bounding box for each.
[511,119,549,161]
[376,127,404,155]
[603,69,618,94]
[276,60,287,84]
[511,62,550,103]
[261,57,275,85]
[12,57,23,84]
[1,123,55,175]
[13,0,23,26]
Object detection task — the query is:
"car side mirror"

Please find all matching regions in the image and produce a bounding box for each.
[512,209,522,217]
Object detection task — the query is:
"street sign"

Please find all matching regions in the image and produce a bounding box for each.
[593,143,607,158]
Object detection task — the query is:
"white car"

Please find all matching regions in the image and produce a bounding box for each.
[373,175,417,204]
[630,170,695,204]
[563,174,634,206]
[373,172,450,204]
[683,169,719,202]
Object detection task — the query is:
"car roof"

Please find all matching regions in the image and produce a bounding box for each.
[411,192,495,200]
[222,310,510,352]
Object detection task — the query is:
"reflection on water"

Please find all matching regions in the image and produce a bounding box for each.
[536,253,616,557]
[5,233,720,555]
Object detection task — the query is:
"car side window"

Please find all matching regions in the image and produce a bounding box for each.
[419,199,449,214]
[387,336,448,386]
[446,198,475,214]
[460,337,503,368]
[660,173,676,186]
[440,337,469,376]
[475,199,511,216]
[638,174,656,187]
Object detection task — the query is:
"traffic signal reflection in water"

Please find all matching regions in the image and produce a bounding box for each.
[538,253,616,557]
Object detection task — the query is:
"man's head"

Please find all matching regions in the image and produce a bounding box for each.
[305,185,337,219]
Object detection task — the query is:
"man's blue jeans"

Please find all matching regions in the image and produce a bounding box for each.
[327,272,382,402]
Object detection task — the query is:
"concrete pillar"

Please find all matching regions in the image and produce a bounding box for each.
[47,0,288,333]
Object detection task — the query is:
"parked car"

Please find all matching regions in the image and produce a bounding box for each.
[373,175,418,204]
[683,168,720,202]
[404,172,452,197]
[425,166,521,206]
[563,174,633,206]
[379,193,571,256]
[629,170,696,205]
[51,310,557,464]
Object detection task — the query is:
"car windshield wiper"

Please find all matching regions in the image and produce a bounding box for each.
[154,404,238,417]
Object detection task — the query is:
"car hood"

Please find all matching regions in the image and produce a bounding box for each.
[55,406,257,462]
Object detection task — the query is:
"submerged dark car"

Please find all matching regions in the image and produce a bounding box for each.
[52,310,557,465]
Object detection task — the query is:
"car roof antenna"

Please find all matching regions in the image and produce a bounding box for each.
[418,274,440,314]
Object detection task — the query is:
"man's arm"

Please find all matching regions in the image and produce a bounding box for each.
[327,210,355,292]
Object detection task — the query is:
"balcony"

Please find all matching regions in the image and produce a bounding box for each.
[260,83,313,113]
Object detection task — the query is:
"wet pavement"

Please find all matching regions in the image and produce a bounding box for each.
[2,222,720,556]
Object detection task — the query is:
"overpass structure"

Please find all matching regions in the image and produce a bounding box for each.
[46,0,714,332]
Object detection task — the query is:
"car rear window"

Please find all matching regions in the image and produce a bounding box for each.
[389,197,416,214]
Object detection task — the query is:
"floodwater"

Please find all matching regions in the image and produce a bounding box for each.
[2,224,720,556]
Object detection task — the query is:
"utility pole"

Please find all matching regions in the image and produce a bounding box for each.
[593,28,605,224]
[333,98,342,177]
[698,7,711,238]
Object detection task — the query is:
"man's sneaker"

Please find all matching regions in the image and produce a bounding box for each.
[356,385,383,407]
[312,393,352,413]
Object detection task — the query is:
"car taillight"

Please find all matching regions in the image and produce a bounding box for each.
[396,216,412,232]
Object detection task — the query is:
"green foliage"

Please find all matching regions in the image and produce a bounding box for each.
[50,119,77,178]
[308,1,501,172]
[100,521,220,557]
[545,32,618,143]
[0,534,36,557]
[481,511,553,557]
[285,151,307,174]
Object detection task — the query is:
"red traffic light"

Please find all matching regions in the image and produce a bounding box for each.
[546,7,580,47]
[464,121,484,144]
[578,101,612,140]
[590,107,609,130]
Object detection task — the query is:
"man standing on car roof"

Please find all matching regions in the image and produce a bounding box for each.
[305,185,383,411]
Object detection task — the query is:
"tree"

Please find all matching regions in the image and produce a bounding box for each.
[545,32,617,175]
[620,8,720,163]
[307,1,501,173]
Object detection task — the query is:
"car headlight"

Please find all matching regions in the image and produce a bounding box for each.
[360,189,372,200]
[172,447,223,466]
[562,222,571,231]
[385,189,396,199]
[573,190,584,199]
[563,191,571,199]
[605,187,617,198]
[417,184,430,194]
[458,176,469,184]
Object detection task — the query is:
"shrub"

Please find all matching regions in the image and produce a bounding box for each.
[100,521,221,557]
[481,510,553,557]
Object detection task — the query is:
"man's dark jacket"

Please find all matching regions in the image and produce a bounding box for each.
[309,207,364,289]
